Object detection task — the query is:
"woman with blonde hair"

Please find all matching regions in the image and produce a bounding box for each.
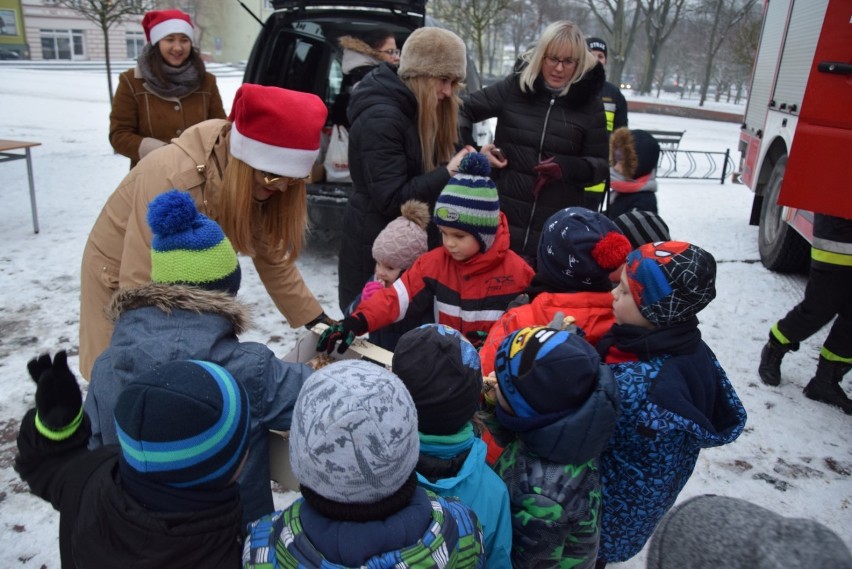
[462,20,609,266]
[338,26,474,312]
[79,83,332,379]
[110,9,226,169]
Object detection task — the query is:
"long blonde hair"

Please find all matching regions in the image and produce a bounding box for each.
[519,21,599,97]
[216,157,307,262]
[403,75,461,172]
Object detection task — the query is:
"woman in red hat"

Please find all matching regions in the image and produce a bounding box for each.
[109,9,226,169]
[79,84,332,380]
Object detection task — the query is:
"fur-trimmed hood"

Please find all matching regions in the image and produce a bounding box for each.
[108,283,251,334]
[610,127,661,179]
[340,35,384,76]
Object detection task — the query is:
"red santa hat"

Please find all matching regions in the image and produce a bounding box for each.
[142,10,194,45]
[228,84,328,178]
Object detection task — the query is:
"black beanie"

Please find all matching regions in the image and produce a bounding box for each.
[586,37,607,59]
[392,324,483,435]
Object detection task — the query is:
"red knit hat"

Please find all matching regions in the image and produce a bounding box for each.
[142,10,194,45]
[228,84,328,178]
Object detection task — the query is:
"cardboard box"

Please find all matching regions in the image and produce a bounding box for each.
[268,326,393,490]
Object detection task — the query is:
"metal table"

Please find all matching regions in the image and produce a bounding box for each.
[0,139,42,233]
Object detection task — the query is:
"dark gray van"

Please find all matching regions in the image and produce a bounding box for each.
[243,0,491,230]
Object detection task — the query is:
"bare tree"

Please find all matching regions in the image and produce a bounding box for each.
[694,0,758,106]
[585,0,643,85]
[430,0,514,75]
[57,0,151,104]
[636,0,688,94]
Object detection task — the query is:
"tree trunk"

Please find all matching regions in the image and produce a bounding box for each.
[699,0,724,107]
[102,22,114,106]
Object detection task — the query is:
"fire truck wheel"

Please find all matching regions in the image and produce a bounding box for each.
[758,155,809,273]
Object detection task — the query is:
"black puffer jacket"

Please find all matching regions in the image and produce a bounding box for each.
[462,64,608,260]
[15,411,244,569]
[338,63,452,311]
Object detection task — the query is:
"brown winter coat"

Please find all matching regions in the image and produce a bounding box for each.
[79,119,322,379]
[109,67,226,168]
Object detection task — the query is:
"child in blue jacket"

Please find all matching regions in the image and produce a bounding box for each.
[84,190,312,527]
[393,324,513,568]
[596,241,747,566]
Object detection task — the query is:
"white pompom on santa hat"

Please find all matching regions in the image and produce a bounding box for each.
[229,84,328,179]
[142,9,194,45]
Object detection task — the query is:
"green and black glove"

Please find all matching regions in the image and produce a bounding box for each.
[316,314,368,355]
[26,351,83,441]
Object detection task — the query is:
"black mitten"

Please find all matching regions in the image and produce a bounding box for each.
[305,311,338,330]
[26,351,83,440]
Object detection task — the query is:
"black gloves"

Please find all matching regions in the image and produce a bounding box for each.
[305,312,338,330]
[26,351,83,440]
[316,314,369,354]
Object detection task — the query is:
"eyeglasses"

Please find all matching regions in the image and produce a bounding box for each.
[260,171,307,188]
[543,55,578,68]
[381,48,401,57]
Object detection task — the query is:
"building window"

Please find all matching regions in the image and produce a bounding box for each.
[40,29,85,60]
[126,31,145,59]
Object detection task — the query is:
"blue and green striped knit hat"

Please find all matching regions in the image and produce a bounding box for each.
[433,152,500,252]
[147,190,241,295]
[114,360,251,489]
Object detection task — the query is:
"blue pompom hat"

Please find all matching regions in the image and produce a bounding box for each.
[114,360,251,489]
[433,152,500,252]
[147,190,241,295]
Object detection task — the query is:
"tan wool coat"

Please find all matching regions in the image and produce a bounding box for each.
[109,67,226,168]
[79,119,322,379]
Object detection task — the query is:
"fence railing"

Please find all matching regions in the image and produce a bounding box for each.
[657,148,735,184]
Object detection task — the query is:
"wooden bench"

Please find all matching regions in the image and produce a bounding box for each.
[646,130,686,151]
[0,139,41,233]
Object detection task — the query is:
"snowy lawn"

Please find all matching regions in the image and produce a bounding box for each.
[0,66,849,568]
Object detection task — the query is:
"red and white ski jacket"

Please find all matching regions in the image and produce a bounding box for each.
[355,213,534,347]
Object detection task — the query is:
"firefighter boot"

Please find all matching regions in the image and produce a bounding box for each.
[758,336,793,386]
[803,357,852,415]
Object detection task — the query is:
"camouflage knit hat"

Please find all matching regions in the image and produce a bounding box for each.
[624,241,717,326]
[289,360,419,504]
[433,152,500,252]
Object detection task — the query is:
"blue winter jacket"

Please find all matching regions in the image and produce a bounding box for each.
[598,341,747,562]
[416,436,513,569]
[84,283,312,527]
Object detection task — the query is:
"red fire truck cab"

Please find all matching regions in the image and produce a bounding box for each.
[739,0,852,272]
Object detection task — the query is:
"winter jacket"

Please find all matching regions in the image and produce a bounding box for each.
[353,213,534,348]
[243,487,485,568]
[338,63,453,311]
[489,363,620,569]
[79,119,322,379]
[85,283,312,526]
[329,35,385,127]
[479,290,616,375]
[345,280,432,352]
[598,327,747,563]
[461,65,609,259]
[15,410,244,569]
[599,80,628,132]
[416,436,513,569]
[110,67,226,168]
[812,213,852,270]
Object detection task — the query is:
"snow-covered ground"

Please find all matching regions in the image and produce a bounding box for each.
[0,65,849,568]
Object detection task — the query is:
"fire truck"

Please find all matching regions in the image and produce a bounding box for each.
[738,0,852,272]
